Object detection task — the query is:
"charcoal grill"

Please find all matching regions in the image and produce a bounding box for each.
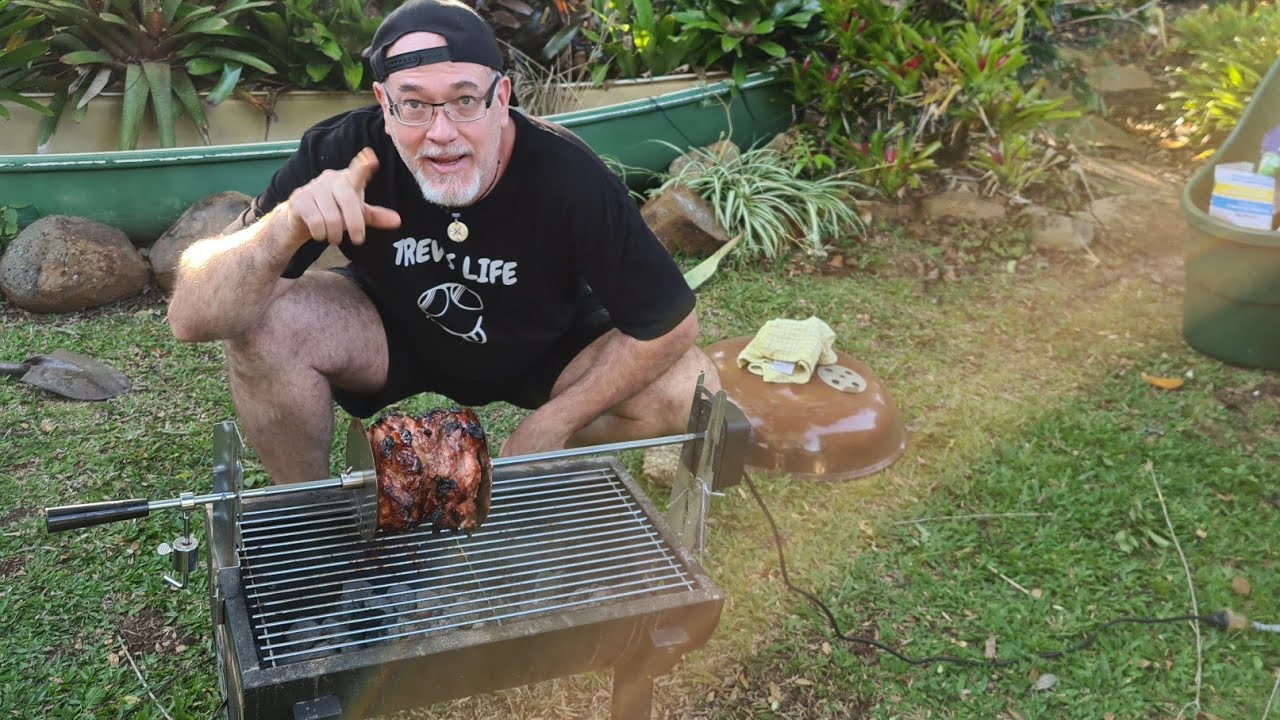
[47,381,751,720]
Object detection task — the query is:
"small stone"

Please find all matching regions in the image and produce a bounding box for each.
[1034,673,1057,691]
[668,140,741,176]
[1232,576,1252,596]
[1024,207,1094,252]
[1086,64,1157,94]
[922,191,1006,221]
[642,445,682,487]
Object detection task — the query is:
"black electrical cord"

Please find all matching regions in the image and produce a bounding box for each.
[740,475,1224,668]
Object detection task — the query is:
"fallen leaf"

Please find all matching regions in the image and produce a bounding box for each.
[821,641,832,656]
[1141,372,1185,390]
[794,678,813,686]
[1035,673,1057,691]
[1195,528,1208,539]
[828,254,845,268]
[1136,659,1152,668]
[984,635,997,660]
[1232,576,1252,596]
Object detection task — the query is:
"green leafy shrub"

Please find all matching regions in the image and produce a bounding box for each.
[653,142,866,260]
[20,0,276,150]
[581,0,687,81]
[244,0,380,92]
[0,0,49,119]
[673,0,824,86]
[788,0,1076,197]
[1163,1,1280,149]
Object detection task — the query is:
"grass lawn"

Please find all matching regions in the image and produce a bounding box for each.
[1,207,1277,719]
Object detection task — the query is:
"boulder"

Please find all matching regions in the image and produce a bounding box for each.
[641,185,730,256]
[0,216,151,313]
[923,191,1007,221]
[149,191,251,291]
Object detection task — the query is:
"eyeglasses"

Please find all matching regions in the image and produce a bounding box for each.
[386,75,501,127]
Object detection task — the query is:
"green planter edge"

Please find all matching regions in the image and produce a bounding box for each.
[1180,57,1280,370]
[0,71,793,243]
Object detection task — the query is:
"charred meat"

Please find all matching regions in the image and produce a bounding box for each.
[367,408,493,533]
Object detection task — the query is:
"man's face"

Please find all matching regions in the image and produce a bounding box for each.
[373,32,510,208]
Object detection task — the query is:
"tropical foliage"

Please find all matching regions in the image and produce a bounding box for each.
[652,142,865,260]
[19,0,276,150]
[1162,1,1280,149]
[0,0,48,120]
[788,0,1077,197]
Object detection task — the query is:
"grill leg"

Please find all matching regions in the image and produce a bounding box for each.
[611,664,654,720]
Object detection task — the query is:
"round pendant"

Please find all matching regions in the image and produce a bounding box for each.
[447,220,469,243]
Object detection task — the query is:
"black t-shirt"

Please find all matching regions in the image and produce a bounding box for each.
[240,107,696,383]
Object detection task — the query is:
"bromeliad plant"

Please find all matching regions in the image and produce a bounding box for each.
[0,0,49,120]
[653,141,866,260]
[789,0,1076,198]
[244,0,379,92]
[673,0,823,86]
[20,0,276,150]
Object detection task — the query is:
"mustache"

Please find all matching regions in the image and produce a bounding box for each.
[417,145,474,160]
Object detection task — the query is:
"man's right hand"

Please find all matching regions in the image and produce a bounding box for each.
[283,147,402,246]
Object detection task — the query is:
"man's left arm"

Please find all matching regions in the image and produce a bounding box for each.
[500,310,698,455]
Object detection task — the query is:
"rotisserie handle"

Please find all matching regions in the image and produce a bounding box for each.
[45,499,150,532]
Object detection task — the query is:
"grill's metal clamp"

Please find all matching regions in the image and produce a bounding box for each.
[667,376,753,556]
[157,493,199,589]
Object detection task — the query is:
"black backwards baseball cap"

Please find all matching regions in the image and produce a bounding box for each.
[364,0,507,83]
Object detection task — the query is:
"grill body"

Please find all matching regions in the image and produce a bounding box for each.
[206,451,723,719]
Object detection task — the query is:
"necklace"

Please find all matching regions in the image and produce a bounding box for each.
[445,158,502,244]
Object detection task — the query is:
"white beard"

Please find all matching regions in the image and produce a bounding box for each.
[392,121,501,208]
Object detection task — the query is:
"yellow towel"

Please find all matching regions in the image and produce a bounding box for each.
[737,317,837,384]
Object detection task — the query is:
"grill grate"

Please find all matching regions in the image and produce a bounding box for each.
[238,464,696,667]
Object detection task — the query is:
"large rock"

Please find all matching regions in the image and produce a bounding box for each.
[923,191,1006,221]
[0,216,151,313]
[641,184,730,256]
[149,191,251,291]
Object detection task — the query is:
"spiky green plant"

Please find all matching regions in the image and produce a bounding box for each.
[0,0,49,120]
[20,0,276,150]
[653,141,867,261]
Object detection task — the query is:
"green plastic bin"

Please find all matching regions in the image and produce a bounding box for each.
[1182,58,1280,370]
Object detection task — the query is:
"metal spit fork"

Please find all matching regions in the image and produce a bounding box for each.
[44,380,751,590]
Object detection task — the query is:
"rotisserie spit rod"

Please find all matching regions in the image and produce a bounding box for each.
[44,431,702,533]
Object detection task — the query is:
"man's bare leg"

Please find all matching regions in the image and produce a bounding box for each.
[225,271,389,484]
[549,330,721,447]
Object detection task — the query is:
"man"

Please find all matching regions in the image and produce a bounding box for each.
[167,0,719,484]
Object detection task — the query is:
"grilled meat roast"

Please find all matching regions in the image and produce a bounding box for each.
[368,408,493,533]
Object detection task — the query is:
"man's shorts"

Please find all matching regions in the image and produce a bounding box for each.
[328,267,614,418]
